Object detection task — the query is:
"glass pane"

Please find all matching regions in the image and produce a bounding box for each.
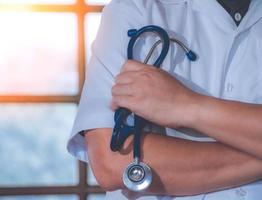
[0,104,78,186]
[0,0,75,4]
[87,194,105,200]
[85,13,101,62]
[0,196,78,200]
[86,0,110,5]
[0,12,78,95]
[87,165,98,186]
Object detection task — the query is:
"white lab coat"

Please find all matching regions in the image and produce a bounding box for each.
[67,0,262,199]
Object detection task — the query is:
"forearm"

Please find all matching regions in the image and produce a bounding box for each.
[112,61,262,160]
[140,133,262,196]
[187,95,262,159]
[86,129,262,196]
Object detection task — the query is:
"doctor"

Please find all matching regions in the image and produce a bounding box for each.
[68,0,262,199]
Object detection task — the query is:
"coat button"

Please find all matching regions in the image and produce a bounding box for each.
[226,83,234,92]
[235,12,242,22]
[235,188,247,198]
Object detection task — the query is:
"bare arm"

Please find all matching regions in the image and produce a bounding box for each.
[85,128,262,196]
[112,61,262,159]
[188,96,262,159]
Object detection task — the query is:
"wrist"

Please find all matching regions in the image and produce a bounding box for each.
[179,93,206,128]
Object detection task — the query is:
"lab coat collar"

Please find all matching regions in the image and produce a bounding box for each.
[190,0,262,34]
[237,0,262,33]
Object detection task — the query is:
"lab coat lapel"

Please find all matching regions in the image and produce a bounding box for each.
[190,0,236,32]
[237,0,262,34]
[190,0,262,34]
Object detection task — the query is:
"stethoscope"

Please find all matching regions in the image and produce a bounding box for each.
[110,25,197,192]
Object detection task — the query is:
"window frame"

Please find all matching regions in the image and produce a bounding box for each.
[0,1,105,199]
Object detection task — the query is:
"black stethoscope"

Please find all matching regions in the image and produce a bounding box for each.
[110,25,197,192]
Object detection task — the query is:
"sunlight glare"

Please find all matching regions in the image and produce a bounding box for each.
[85,13,102,61]
[0,0,75,4]
[0,12,78,95]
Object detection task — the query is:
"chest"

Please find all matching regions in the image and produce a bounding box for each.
[139,2,262,104]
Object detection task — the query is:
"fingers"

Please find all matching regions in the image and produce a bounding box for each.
[111,60,154,111]
[115,71,139,84]
[112,83,134,96]
[111,95,135,111]
[116,61,155,84]
[111,82,135,111]
[120,60,146,72]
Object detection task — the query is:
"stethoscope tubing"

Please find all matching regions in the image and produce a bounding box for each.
[127,25,170,68]
[128,25,171,160]
[111,25,197,192]
[112,25,171,160]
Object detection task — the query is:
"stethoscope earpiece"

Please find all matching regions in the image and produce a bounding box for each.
[186,50,197,61]
[111,25,197,192]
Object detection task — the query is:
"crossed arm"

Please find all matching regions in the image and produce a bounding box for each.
[86,129,262,196]
[85,60,262,196]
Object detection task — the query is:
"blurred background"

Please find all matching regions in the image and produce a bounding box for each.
[0,0,111,199]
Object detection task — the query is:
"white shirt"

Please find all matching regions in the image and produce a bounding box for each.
[67,0,262,199]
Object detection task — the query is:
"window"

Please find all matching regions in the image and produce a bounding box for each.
[0,0,110,199]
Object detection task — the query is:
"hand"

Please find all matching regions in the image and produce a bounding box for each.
[111,60,201,128]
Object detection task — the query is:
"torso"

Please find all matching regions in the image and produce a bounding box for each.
[103,0,262,199]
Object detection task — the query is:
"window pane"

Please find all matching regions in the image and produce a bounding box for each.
[0,0,76,4]
[0,104,78,186]
[86,0,110,5]
[0,12,78,95]
[0,196,78,200]
[85,13,101,62]
[87,194,105,200]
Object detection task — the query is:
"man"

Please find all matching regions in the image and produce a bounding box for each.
[67,0,262,199]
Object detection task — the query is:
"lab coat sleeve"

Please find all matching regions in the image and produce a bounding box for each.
[67,0,145,162]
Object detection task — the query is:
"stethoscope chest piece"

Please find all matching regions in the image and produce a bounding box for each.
[111,25,197,192]
[123,161,152,192]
